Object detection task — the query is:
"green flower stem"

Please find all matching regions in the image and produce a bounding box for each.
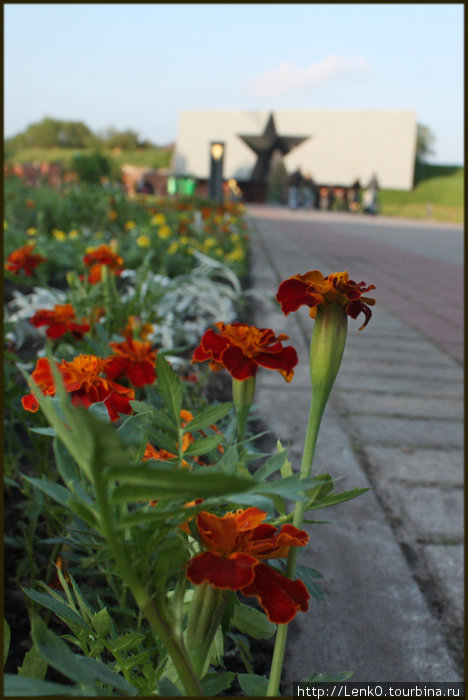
[267,303,348,697]
[232,376,256,443]
[93,476,203,696]
[101,264,112,337]
[185,582,227,677]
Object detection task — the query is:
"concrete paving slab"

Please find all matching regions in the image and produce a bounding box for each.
[339,358,463,382]
[338,392,463,420]
[363,446,463,487]
[346,415,463,449]
[386,485,463,542]
[335,373,463,399]
[421,544,464,623]
[341,347,457,367]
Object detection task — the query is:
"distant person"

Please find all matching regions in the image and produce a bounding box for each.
[302,172,316,210]
[363,173,379,215]
[319,186,329,210]
[288,167,303,210]
[350,179,361,212]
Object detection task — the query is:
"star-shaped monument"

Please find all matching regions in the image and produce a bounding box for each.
[238,113,310,183]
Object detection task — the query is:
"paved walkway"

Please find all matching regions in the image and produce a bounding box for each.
[245,206,463,688]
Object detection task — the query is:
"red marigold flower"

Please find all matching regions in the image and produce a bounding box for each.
[83,244,124,284]
[105,338,157,388]
[5,243,47,276]
[276,270,376,331]
[192,322,298,382]
[186,508,310,624]
[29,304,90,340]
[22,354,134,422]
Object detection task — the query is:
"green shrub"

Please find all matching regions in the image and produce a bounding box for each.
[71,150,114,184]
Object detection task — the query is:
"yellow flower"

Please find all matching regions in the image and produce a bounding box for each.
[52,229,67,241]
[179,236,189,245]
[168,242,179,254]
[124,221,136,231]
[213,215,223,224]
[136,235,151,248]
[158,225,172,239]
[27,227,38,237]
[203,237,216,249]
[226,248,245,262]
[68,230,79,239]
[95,231,103,239]
[108,210,118,221]
[4,221,8,230]
[215,248,223,256]
[151,214,166,226]
[187,246,194,254]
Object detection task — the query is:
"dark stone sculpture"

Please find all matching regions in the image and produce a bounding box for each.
[238,113,310,183]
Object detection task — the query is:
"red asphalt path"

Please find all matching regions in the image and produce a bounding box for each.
[246,206,464,365]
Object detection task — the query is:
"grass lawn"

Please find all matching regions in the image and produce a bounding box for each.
[5,146,173,170]
[379,164,464,223]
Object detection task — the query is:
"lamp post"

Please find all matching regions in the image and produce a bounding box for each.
[208,141,225,202]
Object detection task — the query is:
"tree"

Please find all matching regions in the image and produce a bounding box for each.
[102,128,140,150]
[416,123,436,163]
[5,117,95,149]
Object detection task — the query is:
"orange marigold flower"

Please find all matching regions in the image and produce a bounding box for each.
[83,244,124,285]
[122,316,154,341]
[186,508,310,624]
[192,322,298,382]
[276,270,376,331]
[22,354,134,422]
[105,338,157,388]
[29,304,90,340]
[5,243,47,276]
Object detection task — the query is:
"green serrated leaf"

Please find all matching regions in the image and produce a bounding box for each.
[296,565,325,601]
[31,616,137,694]
[67,500,100,530]
[130,401,177,433]
[147,426,179,454]
[18,643,48,680]
[237,672,269,696]
[114,498,219,529]
[307,487,370,511]
[116,412,149,447]
[215,445,239,474]
[182,402,233,433]
[201,671,235,696]
[68,575,93,624]
[53,437,80,486]
[183,433,223,457]
[156,355,183,423]
[29,427,56,436]
[232,604,276,640]
[21,588,91,631]
[156,677,181,696]
[92,608,111,638]
[4,674,86,696]
[22,476,71,507]
[254,449,288,480]
[121,650,150,670]
[111,632,146,652]
[108,464,255,503]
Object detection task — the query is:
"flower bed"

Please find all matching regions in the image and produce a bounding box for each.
[4,176,376,696]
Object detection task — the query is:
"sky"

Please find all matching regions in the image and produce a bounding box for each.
[4,3,464,165]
